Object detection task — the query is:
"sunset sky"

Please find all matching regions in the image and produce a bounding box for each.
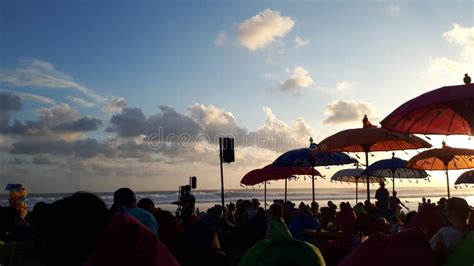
[0,1,473,193]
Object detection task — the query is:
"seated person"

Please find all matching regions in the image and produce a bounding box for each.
[289,202,321,242]
[430,197,470,261]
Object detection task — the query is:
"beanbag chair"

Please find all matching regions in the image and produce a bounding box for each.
[443,231,474,266]
[339,228,438,266]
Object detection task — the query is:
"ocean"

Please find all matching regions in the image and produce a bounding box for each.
[3,187,474,213]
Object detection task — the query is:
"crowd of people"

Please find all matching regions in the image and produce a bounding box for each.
[0,184,473,266]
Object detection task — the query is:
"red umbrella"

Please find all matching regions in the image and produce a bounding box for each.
[407,143,474,198]
[318,116,432,201]
[381,78,474,135]
[241,165,319,207]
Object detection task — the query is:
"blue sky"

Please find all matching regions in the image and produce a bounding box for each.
[0,0,473,193]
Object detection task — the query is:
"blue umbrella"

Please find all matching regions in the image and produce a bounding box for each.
[272,139,358,202]
[363,153,428,195]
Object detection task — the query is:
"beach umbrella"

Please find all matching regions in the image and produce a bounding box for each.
[407,142,474,198]
[272,139,358,203]
[454,170,474,187]
[241,165,319,208]
[455,169,474,185]
[363,153,428,195]
[331,168,386,203]
[318,116,432,201]
[381,76,474,135]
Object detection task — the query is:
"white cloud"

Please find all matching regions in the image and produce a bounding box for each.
[295,36,310,48]
[425,24,474,84]
[102,97,127,114]
[442,23,474,60]
[323,99,379,125]
[279,66,314,94]
[387,4,401,15]
[214,31,226,46]
[66,96,94,108]
[0,59,105,102]
[335,81,355,92]
[238,9,295,51]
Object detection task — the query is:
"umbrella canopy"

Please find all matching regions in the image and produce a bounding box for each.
[331,168,385,183]
[331,168,385,203]
[455,170,474,185]
[241,165,319,208]
[241,165,317,186]
[318,116,432,201]
[363,155,428,195]
[272,140,358,203]
[407,143,474,198]
[381,81,474,135]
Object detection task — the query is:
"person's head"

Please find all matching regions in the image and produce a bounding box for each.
[438,197,448,210]
[422,197,426,203]
[227,202,235,212]
[184,185,191,194]
[298,202,312,216]
[269,203,284,221]
[393,191,397,197]
[379,182,385,188]
[445,197,470,224]
[137,197,155,215]
[44,192,109,266]
[311,201,319,211]
[113,187,137,209]
[251,198,260,208]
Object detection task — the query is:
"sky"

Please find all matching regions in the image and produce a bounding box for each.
[0,0,473,193]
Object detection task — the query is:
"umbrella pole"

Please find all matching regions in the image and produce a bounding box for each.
[284,178,287,202]
[392,169,395,196]
[446,165,450,199]
[312,166,315,203]
[356,180,358,203]
[264,181,267,210]
[365,151,370,202]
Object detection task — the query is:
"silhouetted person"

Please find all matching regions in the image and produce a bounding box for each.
[180,185,195,226]
[430,197,470,261]
[43,192,110,266]
[464,73,471,84]
[113,188,158,235]
[375,182,389,210]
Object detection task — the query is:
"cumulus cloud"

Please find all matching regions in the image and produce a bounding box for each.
[425,24,474,83]
[53,117,102,132]
[238,9,295,51]
[102,97,126,114]
[11,137,115,158]
[0,59,104,102]
[248,107,315,151]
[0,93,22,111]
[214,31,226,46]
[279,66,314,94]
[323,100,379,125]
[0,104,101,138]
[66,96,94,108]
[295,36,310,48]
[443,23,474,61]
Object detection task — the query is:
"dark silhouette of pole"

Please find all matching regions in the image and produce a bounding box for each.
[219,138,225,208]
[312,166,315,203]
[284,178,287,202]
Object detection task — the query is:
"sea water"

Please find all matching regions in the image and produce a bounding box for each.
[2,187,473,213]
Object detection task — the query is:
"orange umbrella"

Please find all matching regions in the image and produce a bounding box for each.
[407,142,474,198]
[318,116,432,201]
